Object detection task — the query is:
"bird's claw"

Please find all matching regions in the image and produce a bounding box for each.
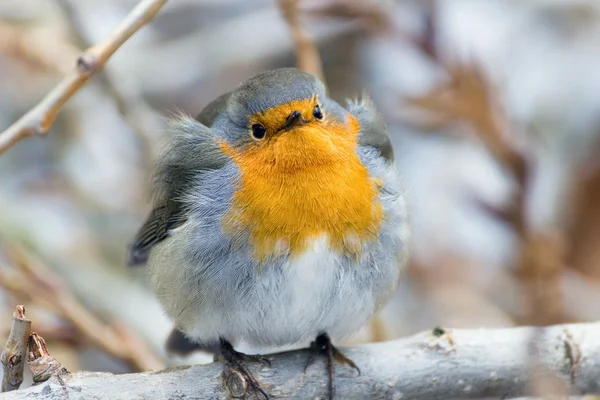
[303,333,360,400]
[331,346,360,376]
[220,339,270,400]
[242,353,272,368]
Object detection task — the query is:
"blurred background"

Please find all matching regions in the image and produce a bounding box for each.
[1,0,600,381]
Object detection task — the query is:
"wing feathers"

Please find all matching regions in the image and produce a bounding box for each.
[127,115,227,266]
[347,94,394,163]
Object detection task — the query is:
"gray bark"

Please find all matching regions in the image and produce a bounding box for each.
[0,307,30,392]
[1,322,599,399]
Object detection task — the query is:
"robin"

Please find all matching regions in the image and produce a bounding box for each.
[128,68,410,399]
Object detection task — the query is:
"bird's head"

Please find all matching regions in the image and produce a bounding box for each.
[213,68,360,174]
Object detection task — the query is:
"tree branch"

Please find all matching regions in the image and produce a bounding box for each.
[0,306,30,392]
[0,0,168,155]
[3,322,600,399]
[278,0,325,84]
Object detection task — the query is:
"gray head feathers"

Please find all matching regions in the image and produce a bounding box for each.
[223,68,326,128]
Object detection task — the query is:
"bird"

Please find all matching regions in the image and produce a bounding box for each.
[128,67,410,399]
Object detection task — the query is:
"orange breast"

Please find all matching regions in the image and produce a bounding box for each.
[219,113,382,262]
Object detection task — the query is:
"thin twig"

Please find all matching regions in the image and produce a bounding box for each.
[278,0,325,84]
[0,0,168,155]
[1,306,31,392]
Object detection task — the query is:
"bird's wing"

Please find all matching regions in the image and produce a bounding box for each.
[127,111,228,266]
[195,92,231,126]
[346,94,394,163]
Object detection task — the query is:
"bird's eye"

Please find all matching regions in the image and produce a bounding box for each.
[251,124,266,139]
[313,105,323,120]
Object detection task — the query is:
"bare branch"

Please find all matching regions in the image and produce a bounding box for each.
[3,322,600,399]
[278,0,325,84]
[1,306,31,392]
[0,0,168,155]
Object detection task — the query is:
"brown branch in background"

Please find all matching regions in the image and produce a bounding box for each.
[369,314,388,343]
[0,244,164,372]
[0,22,79,75]
[1,306,31,392]
[301,0,440,61]
[16,323,79,347]
[567,145,600,279]
[407,65,528,231]
[27,333,68,384]
[0,0,168,155]
[418,0,440,62]
[278,0,325,84]
[301,0,390,31]
[406,63,564,326]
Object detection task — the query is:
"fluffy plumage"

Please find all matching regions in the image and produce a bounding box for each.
[128,67,410,353]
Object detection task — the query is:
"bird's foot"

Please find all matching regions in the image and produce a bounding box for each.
[304,333,360,400]
[219,339,270,400]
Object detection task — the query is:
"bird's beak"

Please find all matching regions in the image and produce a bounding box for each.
[283,110,305,130]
